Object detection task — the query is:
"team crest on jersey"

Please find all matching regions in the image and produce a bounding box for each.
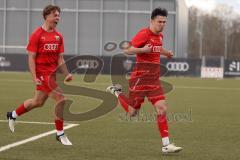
[55,35,60,41]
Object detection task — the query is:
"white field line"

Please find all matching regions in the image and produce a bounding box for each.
[0,120,73,125]
[173,86,240,91]
[0,123,79,153]
[0,78,239,91]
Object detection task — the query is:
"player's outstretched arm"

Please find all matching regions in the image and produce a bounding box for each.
[58,53,72,82]
[123,44,152,55]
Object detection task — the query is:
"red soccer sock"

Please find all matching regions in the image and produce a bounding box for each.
[118,93,130,113]
[157,114,169,138]
[55,119,64,132]
[15,103,28,116]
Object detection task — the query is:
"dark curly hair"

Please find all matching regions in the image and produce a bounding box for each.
[151,7,168,19]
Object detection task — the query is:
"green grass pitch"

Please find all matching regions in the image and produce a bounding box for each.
[0,72,240,160]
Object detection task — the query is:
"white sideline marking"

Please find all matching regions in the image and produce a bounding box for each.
[0,120,55,125]
[0,78,239,91]
[174,86,240,91]
[0,123,79,153]
[0,120,72,125]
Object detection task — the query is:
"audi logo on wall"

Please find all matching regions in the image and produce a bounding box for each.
[166,62,190,72]
[76,59,99,69]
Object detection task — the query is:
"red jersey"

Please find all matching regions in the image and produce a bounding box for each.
[26,27,64,75]
[130,27,163,81]
[131,27,163,64]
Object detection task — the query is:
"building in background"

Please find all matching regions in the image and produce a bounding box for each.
[0,0,188,57]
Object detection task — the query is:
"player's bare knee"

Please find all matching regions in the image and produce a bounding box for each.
[128,111,135,117]
[156,105,167,115]
[128,109,138,117]
[55,94,65,103]
[32,100,45,108]
[157,109,167,116]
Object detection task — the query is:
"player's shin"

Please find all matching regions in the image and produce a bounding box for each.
[55,118,64,135]
[157,114,170,146]
[54,105,73,146]
[117,93,129,113]
[54,100,65,135]
[13,102,29,118]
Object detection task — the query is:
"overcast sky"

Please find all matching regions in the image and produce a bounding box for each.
[185,0,240,14]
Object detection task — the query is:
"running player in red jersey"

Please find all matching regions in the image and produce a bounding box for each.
[107,7,183,153]
[7,5,73,145]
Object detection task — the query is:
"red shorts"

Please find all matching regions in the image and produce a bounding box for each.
[36,74,58,94]
[128,85,165,109]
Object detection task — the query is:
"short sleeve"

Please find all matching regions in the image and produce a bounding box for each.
[26,32,39,53]
[130,30,148,48]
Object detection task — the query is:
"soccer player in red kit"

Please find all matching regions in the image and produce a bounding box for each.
[6,5,73,145]
[107,7,183,153]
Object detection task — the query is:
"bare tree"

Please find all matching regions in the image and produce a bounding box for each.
[188,5,240,59]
